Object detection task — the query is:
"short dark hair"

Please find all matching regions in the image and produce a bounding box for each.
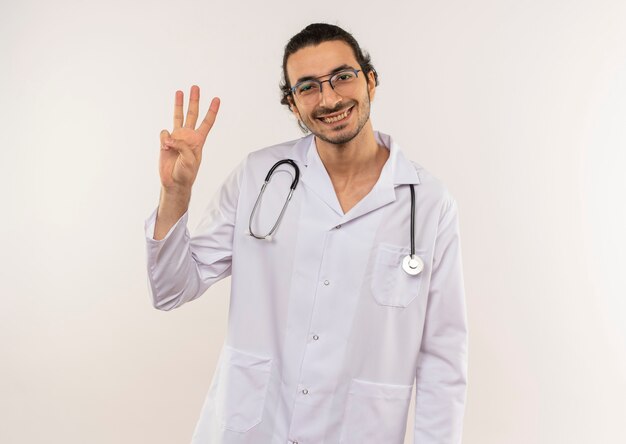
[279,23,379,110]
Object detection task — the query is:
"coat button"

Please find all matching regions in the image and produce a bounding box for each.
[313,334,319,340]
[323,280,330,286]
[302,388,309,395]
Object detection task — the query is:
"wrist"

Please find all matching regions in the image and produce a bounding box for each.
[159,186,191,213]
[154,187,191,240]
[160,184,191,201]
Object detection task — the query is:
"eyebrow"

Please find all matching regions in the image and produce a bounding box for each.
[294,64,356,85]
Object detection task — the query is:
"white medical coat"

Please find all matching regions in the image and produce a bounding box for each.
[144,131,468,444]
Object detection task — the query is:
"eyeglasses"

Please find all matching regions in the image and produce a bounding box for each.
[290,68,362,105]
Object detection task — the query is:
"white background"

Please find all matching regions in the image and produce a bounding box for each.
[1,0,625,443]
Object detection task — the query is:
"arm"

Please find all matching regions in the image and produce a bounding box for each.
[144,85,235,311]
[144,158,245,311]
[413,196,468,443]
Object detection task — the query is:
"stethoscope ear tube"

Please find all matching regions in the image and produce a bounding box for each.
[264,159,299,190]
[249,159,300,240]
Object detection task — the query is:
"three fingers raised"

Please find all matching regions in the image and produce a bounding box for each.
[173,86,220,135]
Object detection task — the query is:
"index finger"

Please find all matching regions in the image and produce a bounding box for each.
[197,97,221,139]
[173,90,184,129]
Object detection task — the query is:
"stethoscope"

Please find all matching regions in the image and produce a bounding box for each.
[247,159,424,276]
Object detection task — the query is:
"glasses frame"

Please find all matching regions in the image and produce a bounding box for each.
[289,68,363,102]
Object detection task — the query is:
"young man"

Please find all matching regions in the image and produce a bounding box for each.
[145,23,468,444]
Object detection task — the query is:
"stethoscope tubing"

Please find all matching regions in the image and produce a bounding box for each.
[264,159,299,189]
[410,184,415,258]
[248,158,423,276]
[248,159,300,240]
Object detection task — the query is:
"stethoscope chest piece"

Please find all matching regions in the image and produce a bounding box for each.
[402,254,424,276]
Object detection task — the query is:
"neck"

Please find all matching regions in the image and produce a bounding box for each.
[315,122,387,180]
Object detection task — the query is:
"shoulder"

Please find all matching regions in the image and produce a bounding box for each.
[245,136,307,165]
[220,137,305,189]
[408,160,458,218]
[380,130,457,207]
[235,135,309,190]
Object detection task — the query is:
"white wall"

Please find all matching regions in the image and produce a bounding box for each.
[1,0,625,442]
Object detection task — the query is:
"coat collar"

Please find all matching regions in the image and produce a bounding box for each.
[291,131,420,223]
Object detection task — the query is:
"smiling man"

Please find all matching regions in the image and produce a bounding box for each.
[145,23,468,444]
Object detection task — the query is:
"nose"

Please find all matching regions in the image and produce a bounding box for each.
[318,79,342,108]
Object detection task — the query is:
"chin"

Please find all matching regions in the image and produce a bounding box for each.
[315,127,359,145]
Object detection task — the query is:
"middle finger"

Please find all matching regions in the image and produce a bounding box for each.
[184,85,200,129]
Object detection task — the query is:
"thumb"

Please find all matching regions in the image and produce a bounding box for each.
[160,129,171,150]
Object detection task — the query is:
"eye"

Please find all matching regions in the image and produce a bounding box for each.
[297,81,318,95]
[335,71,356,82]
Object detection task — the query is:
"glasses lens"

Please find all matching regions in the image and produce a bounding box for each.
[295,81,320,104]
[330,70,358,94]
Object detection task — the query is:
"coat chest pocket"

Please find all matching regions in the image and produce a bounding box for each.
[371,243,426,307]
[339,378,413,443]
[215,346,272,433]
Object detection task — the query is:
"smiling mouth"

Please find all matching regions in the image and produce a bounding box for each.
[318,106,353,124]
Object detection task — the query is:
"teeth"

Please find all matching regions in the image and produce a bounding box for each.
[322,107,351,123]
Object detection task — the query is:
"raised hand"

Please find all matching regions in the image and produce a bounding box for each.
[153,86,220,240]
[159,85,220,191]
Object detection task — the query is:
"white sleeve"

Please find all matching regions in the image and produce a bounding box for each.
[413,196,469,443]
[143,158,246,311]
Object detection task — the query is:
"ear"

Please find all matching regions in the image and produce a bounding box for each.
[288,95,302,121]
[366,70,377,101]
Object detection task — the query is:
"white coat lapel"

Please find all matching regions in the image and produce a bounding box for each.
[298,131,421,226]
[299,136,345,216]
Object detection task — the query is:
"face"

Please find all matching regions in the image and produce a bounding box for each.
[286,40,376,145]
